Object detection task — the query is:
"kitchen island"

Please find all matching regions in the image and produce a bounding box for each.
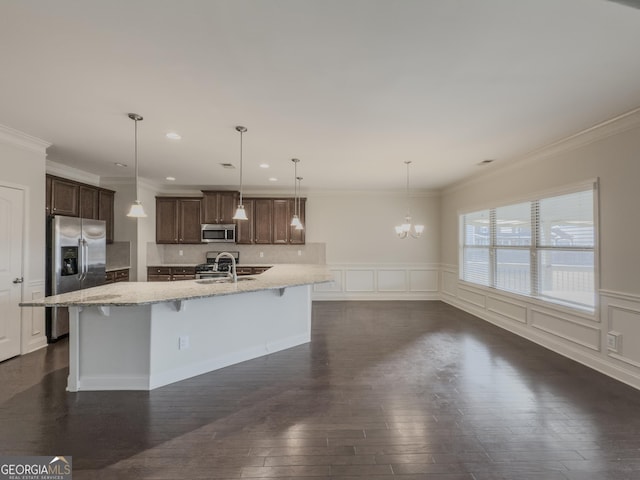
[21,264,332,392]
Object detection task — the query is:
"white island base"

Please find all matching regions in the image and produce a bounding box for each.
[67,285,311,391]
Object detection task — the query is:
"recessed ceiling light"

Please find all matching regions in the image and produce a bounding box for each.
[114,162,127,167]
[166,176,176,181]
[166,132,181,140]
[260,163,270,169]
[268,177,278,182]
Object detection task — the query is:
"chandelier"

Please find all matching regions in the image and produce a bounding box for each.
[395,161,424,239]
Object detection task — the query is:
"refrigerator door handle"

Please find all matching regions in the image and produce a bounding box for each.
[77,238,85,282]
[82,238,89,281]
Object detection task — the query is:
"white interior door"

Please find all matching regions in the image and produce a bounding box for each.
[0,185,24,361]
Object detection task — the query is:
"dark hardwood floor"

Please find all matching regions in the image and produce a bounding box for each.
[2,301,640,479]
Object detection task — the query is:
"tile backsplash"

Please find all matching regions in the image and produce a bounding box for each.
[106,241,131,270]
[147,242,326,266]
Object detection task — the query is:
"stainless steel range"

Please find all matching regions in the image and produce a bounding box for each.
[195,251,239,279]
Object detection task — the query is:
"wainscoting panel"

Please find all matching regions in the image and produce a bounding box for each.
[457,285,486,309]
[441,267,458,299]
[345,269,375,292]
[602,291,640,369]
[377,270,407,292]
[487,295,527,324]
[312,264,439,301]
[530,307,600,351]
[441,273,640,391]
[22,280,47,354]
[409,269,438,292]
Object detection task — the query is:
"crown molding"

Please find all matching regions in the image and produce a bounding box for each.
[0,124,51,154]
[46,160,101,186]
[444,106,640,194]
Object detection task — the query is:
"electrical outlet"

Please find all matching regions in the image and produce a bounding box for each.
[178,335,190,350]
[298,250,302,256]
[179,250,183,256]
[259,252,264,258]
[607,331,621,352]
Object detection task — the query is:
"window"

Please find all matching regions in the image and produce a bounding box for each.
[460,185,596,311]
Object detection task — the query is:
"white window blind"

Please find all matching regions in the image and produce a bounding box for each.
[462,209,490,286]
[535,190,595,308]
[460,186,595,311]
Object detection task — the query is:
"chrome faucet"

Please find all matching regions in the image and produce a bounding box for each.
[214,252,237,283]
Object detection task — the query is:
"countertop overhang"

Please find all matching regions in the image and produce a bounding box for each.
[21,264,332,307]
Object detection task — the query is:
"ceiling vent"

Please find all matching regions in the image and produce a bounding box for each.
[220,163,235,169]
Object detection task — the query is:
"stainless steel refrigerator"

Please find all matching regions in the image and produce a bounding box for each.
[46,215,106,341]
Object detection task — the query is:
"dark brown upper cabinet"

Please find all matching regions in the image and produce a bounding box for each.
[47,175,116,243]
[201,191,238,224]
[50,176,79,217]
[156,197,202,244]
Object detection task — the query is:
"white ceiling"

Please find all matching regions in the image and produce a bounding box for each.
[1,0,640,192]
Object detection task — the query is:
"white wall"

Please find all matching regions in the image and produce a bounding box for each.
[307,190,441,300]
[439,108,640,390]
[0,125,49,354]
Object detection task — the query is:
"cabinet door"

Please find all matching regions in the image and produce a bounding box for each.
[51,177,79,216]
[98,190,115,244]
[219,192,239,224]
[236,199,254,244]
[156,198,179,244]
[289,198,306,244]
[254,199,273,244]
[201,192,220,224]
[178,199,202,243]
[272,199,290,244]
[45,175,52,216]
[79,185,99,219]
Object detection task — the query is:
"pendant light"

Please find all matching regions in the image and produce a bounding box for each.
[290,158,303,229]
[232,126,248,221]
[295,175,304,230]
[395,161,424,239]
[126,113,147,218]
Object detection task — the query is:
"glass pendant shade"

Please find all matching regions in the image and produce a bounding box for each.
[234,126,248,221]
[126,113,146,219]
[290,214,300,227]
[232,205,248,221]
[127,200,147,218]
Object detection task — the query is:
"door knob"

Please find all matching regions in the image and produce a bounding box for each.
[12,277,23,284]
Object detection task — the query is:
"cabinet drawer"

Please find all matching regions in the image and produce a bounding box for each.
[148,274,172,282]
[252,267,271,274]
[114,271,129,282]
[148,266,171,275]
[172,274,196,281]
[104,271,116,284]
[236,267,254,276]
[171,267,195,275]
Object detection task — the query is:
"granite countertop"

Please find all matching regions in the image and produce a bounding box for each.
[21,264,332,307]
[105,265,131,272]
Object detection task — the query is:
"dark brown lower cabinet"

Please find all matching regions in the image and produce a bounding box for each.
[147,266,196,281]
[105,269,129,284]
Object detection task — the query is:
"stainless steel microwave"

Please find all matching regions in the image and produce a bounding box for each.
[201,224,236,243]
